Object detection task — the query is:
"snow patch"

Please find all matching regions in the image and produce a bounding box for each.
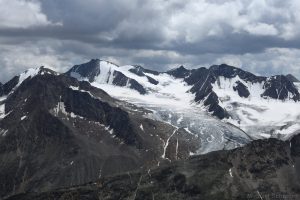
[52,101,84,120]
[140,124,144,131]
[229,168,233,177]
[69,85,99,100]
[105,126,114,135]
[177,115,183,125]
[214,76,300,139]
[0,96,7,119]
[175,138,179,160]
[69,85,79,90]
[54,101,68,116]
[184,127,194,135]
[0,104,5,119]
[21,116,27,121]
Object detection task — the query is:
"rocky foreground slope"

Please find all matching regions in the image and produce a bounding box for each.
[6,133,300,200]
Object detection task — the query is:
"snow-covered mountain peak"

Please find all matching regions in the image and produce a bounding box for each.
[65,60,300,143]
[209,64,266,84]
[0,66,58,97]
[17,66,57,86]
[66,59,119,82]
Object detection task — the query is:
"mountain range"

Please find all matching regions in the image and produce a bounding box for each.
[0,60,300,199]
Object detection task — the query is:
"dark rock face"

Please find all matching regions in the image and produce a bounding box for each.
[2,76,19,95]
[262,75,300,101]
[167,66,191,78]
[65,59,101,82]
[184,64,300,119]
[185,67,229,119]
[0,72,200,198]
[131,65,160,76]
[146,76,159,85]
[184,67,211,85]
[129,66,144,76]
[9,135,300,200]
[0,82,3,96]
[291,134,300,156]
[112,71,147,94]
[233,81,250,98]
[66,60,148,94]
[286,74,299,82]
[63,88,140,146]
[0,67,57,96]
[187,68,214,98]
[128,66,159,85]
[210,64,266,83]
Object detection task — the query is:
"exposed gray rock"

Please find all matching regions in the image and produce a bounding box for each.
[286,74,299,82]
[262,75,300,101]
[233,81,250,98]
[167,66,191,79]
[66,59,148,94]
[184,64,300,119]
[0,72,200,198]
[129,66,159,85]
[7,134,300,200]
[0,82,3,96]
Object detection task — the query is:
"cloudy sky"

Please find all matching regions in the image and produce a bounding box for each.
[1,0,300,82]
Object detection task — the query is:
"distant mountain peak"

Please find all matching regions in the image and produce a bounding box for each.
[286,74,299,82]
[177,65,187,70]
[66,60,148,94]
[166,65,190,78]
[170,65,188,71]
[0,66,58,97]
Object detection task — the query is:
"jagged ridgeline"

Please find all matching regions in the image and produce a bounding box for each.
[0,66,199,198]
[0,61,300,199]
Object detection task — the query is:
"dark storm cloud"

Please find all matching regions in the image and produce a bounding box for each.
[1,0,300,82]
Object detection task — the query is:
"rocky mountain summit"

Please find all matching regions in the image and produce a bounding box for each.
[184,64,300,119]
[66,59,148,94]
[67,60,300,121]
[286,74,300,82]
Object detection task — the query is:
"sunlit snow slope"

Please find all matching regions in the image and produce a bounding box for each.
[213,76,300,140]
[67,60,300,154]
[68,60,251,154]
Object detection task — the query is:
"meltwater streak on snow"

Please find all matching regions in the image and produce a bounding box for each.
[214,76,300,140]
[92,68,250,154]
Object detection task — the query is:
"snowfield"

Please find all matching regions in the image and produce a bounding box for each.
[88,63,251,154]
[214,76,300,140]
[8,63,299,154]
[81,62,300,150]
